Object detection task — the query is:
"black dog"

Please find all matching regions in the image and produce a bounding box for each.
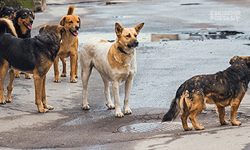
[12,8,35,78]
[162,56,250,131]
[0,6,16,20]
[0,18,65,113]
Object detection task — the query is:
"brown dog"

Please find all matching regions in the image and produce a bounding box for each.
[0,18,65,113]
[162,56,250,131]
[53,5,80,83]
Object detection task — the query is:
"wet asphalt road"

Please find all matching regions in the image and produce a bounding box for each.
[1,0,250,149]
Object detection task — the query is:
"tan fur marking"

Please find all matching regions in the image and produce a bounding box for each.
[18,18,29,35]
[0,18,18,37]
[100,39,108,42]
[108,44,129,70]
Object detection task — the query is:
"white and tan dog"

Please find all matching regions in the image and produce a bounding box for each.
[80,22,144,117]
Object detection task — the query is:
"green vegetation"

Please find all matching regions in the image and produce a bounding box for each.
[0,0,35,9]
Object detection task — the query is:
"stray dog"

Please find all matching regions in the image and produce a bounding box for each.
[53,5,80,83]
[0,6,16,20]
[80,22,144,117]
[0,18,65,113]
[13,8,35,79]
[162,56,250,131]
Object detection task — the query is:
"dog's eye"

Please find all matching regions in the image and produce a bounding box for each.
[126,34,131,38]
[69,21,73,24]
[134,34,137,37]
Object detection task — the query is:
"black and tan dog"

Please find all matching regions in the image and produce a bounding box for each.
[80,22,144,117]
[13,8,35,79]
[53,5,80,83]
[0,18,65,113]
[162,56,250,131]
[0,6,16,20]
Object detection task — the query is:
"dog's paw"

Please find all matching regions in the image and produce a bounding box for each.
[38,108,49,113]
[194,126,205,130]
[124,109,132,115]
[184,127,192,131]
[232,121,241,126]
[0,100,6,105]
[15,74,20,78]
[44,105,54,110]
[70,78,77,83]
[5,99,11,103]
[115,112,124,118]
[61,74,66,77]
[54,78,61,83]
[83,104,90,110]
[25,74,31,79]
[106,103,115,109]
[220,120,229,125]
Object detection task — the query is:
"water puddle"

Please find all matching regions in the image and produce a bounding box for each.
[118,122,187,133]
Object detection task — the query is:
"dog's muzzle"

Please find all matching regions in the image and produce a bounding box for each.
[128,40,139,48]
[69,25,80,36]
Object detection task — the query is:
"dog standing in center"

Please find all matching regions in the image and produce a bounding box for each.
[80,22,144,117]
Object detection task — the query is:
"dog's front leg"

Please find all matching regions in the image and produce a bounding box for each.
[34,73,48,113]
[112,81,124,117]
[6,69,15,103]
[124,74,134,115]
[42,75,53,110]
[230,98,242,126]
[70,54,77,83]
[0,60,9,104]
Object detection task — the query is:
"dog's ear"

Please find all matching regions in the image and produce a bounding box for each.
[32,12,35,19]
[229,56,240,65]
[39,25,47,33]
[115,22,124,37]
[134,22,144,34]
[13,12,17,19]
[59,25,66,34]
[78,16,81,28]
[60,16,66,26]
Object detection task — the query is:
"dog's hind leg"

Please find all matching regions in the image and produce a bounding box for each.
[124,73,134,115]
[81,63,93,110]
[60,57,67,77]
[54,56,61,83]
[25,73,31,79]
[188,94,205,130]
[14,70,20,78]
[216,105,229,125]
[41,75,53,110]
[6,69,15,103]
[33,72,48,113]
[101,75,115,109]
[0,60,8,104]
[75,53,78,78]
[112,81,124,117]
[230,96,243,126]
[181,99,192,131]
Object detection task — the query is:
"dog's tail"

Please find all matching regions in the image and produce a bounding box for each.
[67,5,74,15]
[0,18,17,37]
[162,86,187,122]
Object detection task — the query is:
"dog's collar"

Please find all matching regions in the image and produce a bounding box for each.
[118,46,127,54]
